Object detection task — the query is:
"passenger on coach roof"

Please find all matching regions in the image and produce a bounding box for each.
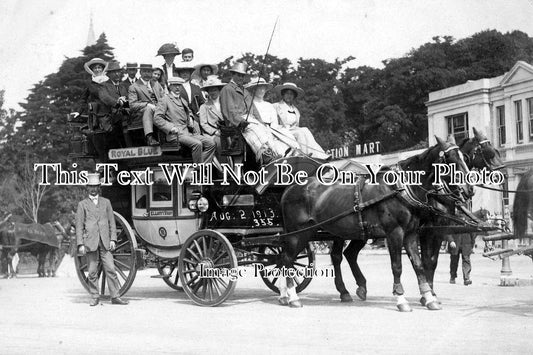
[156,43,180,85]
[219,62,259,128]
[72,58,114,162]
[192,63,219,88]
[121,62,139,90]
[154,76,216,165]
[273,83,329,160]
[199,76,226,162]
[128,64,165,146]
[96,61,129,149]
[173,63,205,119]
[181,48,194,62]
[152,66,168,94]
[244,77,295,162]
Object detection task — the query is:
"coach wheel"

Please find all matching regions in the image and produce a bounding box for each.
[157,258,183,291]
[178,229,238,307]
[259,245,314,294]
[75,212,137,298]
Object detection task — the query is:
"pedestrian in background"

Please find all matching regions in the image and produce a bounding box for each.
[449,232,475,285]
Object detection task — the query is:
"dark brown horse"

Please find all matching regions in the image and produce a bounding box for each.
[513,168,533,239]
[418,128,504,304]
[330,129,503,309]
[278,136,472,311]
[0,214,73,277]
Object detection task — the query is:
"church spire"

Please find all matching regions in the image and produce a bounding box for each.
[86,13,96,46]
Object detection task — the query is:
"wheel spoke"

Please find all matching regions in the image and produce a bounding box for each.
[217,278,228,289]
[211,278,223,296]
[182,268,196,275]
[114,258,131,270]
[202,236,208,257]
[115,266,128,282]
[193,239,204,258]
[186,274,199,287]
[296,253,309,260]
[186,247,201,262]
[115,240,129,250]
[213,262,231,268]
[212,250,228,265]
[183,258,199,267]
[293,262,307,268]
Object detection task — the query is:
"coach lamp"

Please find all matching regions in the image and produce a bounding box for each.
[188,191,209,212]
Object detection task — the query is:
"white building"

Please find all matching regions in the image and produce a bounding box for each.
[426,61,533,222]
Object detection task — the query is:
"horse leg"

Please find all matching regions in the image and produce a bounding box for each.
[419,232,442,306]
[387,227,411,312]
[50,248,59,277]
[280,237,310,308]
[37,251,46,277]
[404,232,441,311]
[344,239,367,301]
[330,238,352,302]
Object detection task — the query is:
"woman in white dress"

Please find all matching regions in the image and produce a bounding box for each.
[273,83,329,160]
[242,77,292,163]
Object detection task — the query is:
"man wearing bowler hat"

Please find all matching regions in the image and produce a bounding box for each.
[76,173,128,306]
[121,62,139,90]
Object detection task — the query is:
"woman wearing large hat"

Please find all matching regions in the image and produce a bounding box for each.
[273,83,329,160]
[198,76,227,162]
[191,63,219,88]
[238,77,295,163]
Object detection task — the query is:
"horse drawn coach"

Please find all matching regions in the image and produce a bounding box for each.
[67,88,508,310]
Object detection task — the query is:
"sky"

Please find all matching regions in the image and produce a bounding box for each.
[1,0,533,110]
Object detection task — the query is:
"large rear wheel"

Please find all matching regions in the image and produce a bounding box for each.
[75,212,137,297]
[178,230,238,306]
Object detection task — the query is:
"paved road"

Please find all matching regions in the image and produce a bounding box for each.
[1,251,532,354]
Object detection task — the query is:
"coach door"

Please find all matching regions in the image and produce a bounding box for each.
[132,168,199,248]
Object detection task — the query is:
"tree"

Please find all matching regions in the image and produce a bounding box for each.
[0,33,116,222]
[12,156,48,223]
[341,30,533,152]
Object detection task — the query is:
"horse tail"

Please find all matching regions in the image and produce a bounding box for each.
[513,169,533,238]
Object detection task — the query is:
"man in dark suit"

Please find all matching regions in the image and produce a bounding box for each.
[121,62,139,90]
[76,173,128,306]
[154,77,215,165]
[174,63,205,118]
[128,64,165,146]
[448,233,475,285]
[97,61,128,148]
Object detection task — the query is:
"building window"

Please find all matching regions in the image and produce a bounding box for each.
[447,112,469,143]
[496,105,506,146]
[515,100,523,143]
[527,98,533,141]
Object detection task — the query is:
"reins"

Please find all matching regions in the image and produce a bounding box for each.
[475,184,533,194]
